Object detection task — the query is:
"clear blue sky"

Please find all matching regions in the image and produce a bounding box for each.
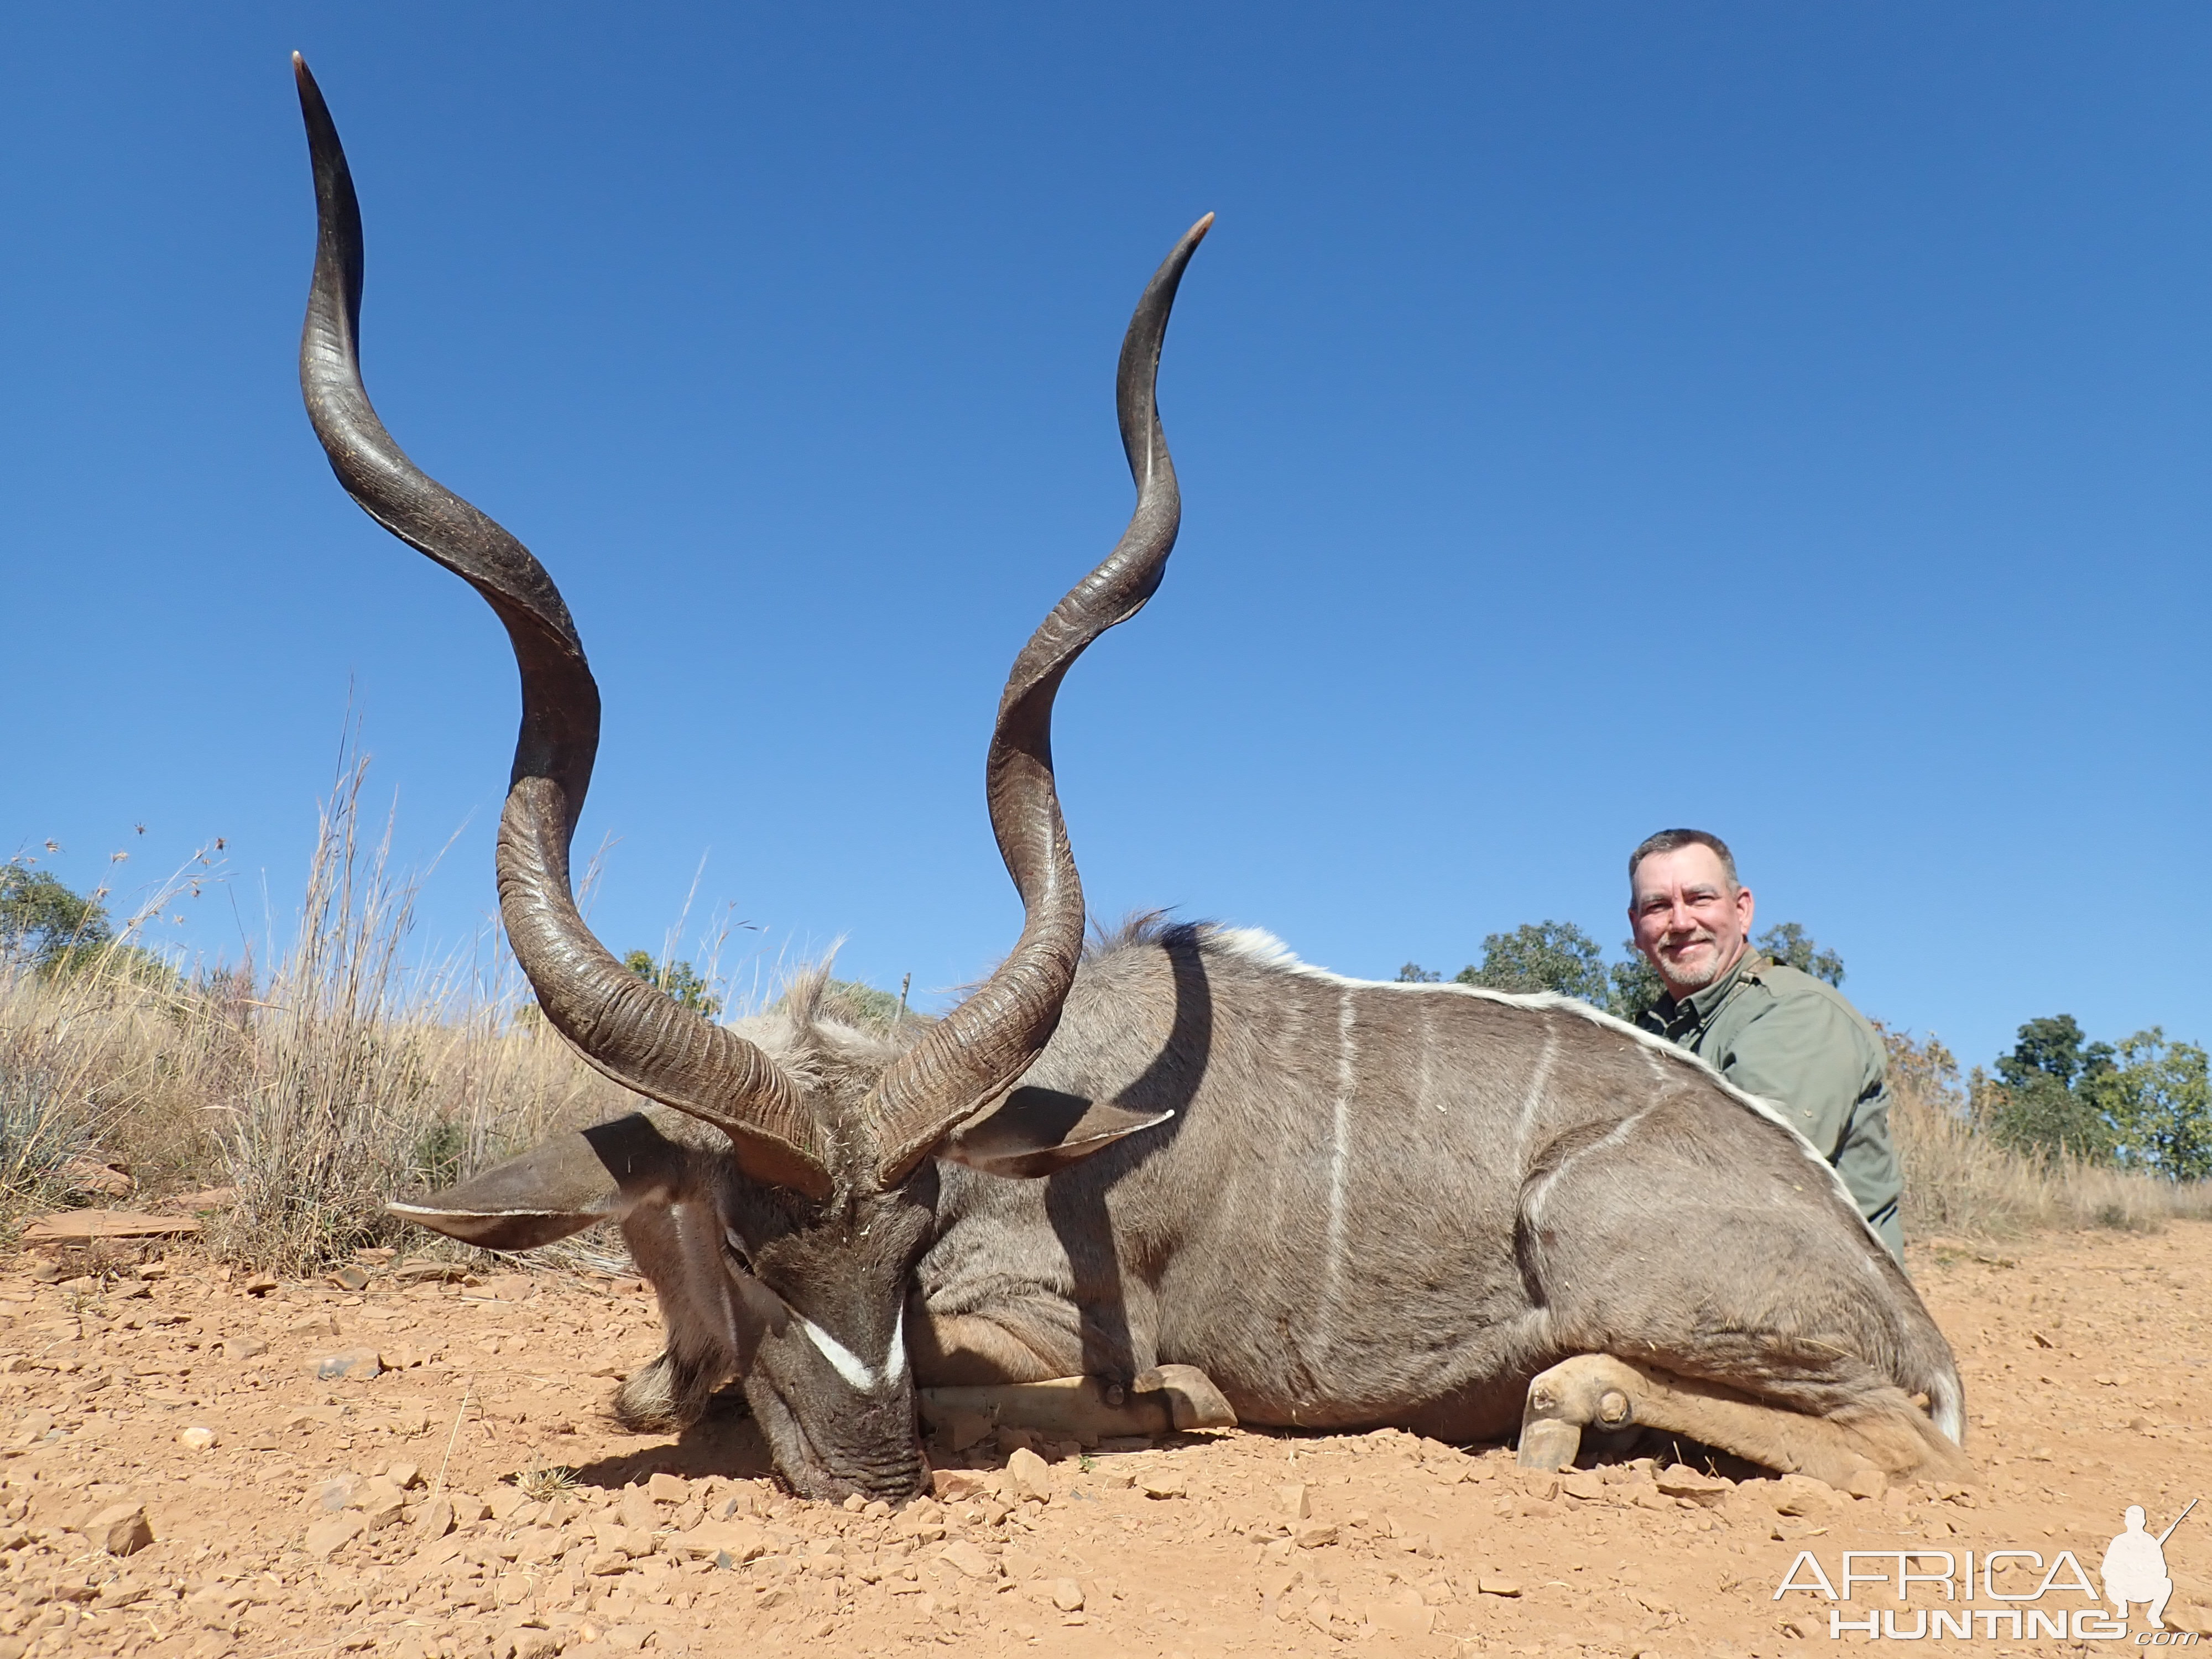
[5,5,2205,1072]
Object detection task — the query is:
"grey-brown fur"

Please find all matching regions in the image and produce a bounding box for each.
[585,919,1961,1494]
[914,919,1961,1441]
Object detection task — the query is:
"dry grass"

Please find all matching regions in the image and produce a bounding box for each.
[0,759,635,1271]
[1886,1025,2212,1242]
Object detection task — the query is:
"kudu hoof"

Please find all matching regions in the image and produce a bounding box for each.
[1133,1364,1238,1431]
[1517,1353,1647,1468]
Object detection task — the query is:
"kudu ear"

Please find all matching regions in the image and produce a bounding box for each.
[935,1087,1172,1180]
[388,1113,688,1250]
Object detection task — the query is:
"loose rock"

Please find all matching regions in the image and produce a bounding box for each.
[1006,1446,1055,1503]
[304,1512,364,1558]
[312,1346,382,1383]
[1655,1465,1730,1507]
[85,1502,154,1556]
[939,1540,997,1579]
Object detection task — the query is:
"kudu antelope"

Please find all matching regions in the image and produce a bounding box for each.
[294,58,1969,1503]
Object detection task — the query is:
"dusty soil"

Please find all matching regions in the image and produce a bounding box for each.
[0,1222,2205,1659]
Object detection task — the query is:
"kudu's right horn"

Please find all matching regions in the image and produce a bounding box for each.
[292,55,833,1199]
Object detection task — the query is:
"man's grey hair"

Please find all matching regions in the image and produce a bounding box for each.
[1627,828,1739,889]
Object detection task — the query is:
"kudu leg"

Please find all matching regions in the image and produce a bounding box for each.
[921,1366,1237,1446]
[1517,1353,1970,1486]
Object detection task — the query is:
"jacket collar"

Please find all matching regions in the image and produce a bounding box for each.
[1655,947,1766,1031]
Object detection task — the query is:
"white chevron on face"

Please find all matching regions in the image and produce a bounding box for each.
[795,1305,905,1392]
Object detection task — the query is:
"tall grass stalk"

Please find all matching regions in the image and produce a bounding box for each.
[210,757,632,1268]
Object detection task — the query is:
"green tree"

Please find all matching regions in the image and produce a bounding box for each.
[0,863,113,971]
[1982,1072,2117,1163]
[2087,1029,2212,1181]
[1607,948,1665,1023]
[1395,963,1441,984]
[1995,1014,2096,1091]
[1980,1014,2119,1163]
[1755,922,1844,988]
[621,950,723,1018]
[1455,921,1609,1005]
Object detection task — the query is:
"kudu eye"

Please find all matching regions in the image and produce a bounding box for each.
[721,1227,754,1274]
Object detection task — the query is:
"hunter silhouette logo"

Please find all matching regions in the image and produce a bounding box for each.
[2104,1501,2195,1631]
[1772,1498,2199,1641]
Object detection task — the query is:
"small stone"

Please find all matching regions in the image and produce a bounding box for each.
[938,1540,996,1579]
[1773,1473,1835,1514]
[288,1312,339,1337]
[617,1484,655,1530]
[1294,1522,1338,1548]
[313,1347,382,1382]
[1139,1470,1188,1500]
[1655,1465,1731,1507]
[675,1520,768,1563]
[415,1497,456,1540]
[1844,1468,1888,1501]
[387,1460,424,1490]
[842,1492,866,1512]
[510,1630,561,1659]
[356,1478,408,1527]
[304,1512,365,1558]
[1006,1447,1055,1504]
[1277,1483,1311,1520]
[177,1426,218,1451]
[1478,1575,1522,1597]
[1050,1578,1084,1612]
[645,1472,688,1504]
[932,1468,989,1503]
[328,1266,371,1292]
[603,1626,653,1653]
[486,1483,535,1522]
[223,1334,269,1361]
[85,1503,154,1556]
[1559,1470,1605,1501]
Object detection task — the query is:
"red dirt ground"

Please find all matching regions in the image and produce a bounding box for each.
[0,1221,2205,1659]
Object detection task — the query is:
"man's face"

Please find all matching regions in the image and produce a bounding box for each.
[1629,844,1755,1000]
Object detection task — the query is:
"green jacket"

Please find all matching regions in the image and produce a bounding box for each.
[1636,952,1904,1258]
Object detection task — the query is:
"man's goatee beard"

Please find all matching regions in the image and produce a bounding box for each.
[1664,941,1727,992]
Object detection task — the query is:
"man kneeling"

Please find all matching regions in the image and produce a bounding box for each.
[1627,828,1903,1259]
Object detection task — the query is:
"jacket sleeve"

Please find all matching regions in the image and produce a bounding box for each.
[1712,992,1875,1162]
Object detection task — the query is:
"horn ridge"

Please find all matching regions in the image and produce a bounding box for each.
[291,55,833,1199]
[867,215,1213,1187]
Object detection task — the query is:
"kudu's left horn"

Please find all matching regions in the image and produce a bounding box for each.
[291,54,834,1199]
[863,213,1212,1187]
